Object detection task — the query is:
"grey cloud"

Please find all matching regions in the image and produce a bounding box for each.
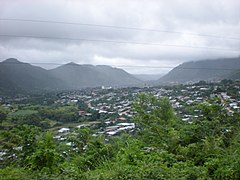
[0,0,239,74]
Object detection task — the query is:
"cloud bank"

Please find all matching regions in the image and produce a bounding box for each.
[0,0,239,74]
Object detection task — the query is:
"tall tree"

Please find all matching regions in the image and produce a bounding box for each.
[133,93,180,151]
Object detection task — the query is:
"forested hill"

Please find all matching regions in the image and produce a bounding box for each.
[226,69,240,80]
[0,58,64,95]
[158,57,240,84]
[49,63,142,89]
[0,58,142,95]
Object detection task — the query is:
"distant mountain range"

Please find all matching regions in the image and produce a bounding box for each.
[158,57,240,84]
[1,57,240,95]
[0,58,142,95]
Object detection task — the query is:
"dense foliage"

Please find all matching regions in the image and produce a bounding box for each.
[1,93,240,179]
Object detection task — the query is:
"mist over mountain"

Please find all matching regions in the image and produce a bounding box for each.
[0,58,142,95]
[157,57,240,84]
[133,74,165,81]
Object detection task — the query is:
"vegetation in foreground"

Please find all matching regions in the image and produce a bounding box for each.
[1,94,240,179]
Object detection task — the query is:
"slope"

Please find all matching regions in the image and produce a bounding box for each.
[49,63,142,89]
[158,57,240,84]
[0,58,63,95]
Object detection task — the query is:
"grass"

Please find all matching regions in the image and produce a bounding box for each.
[10,110,38,116]
[1,121,15,127]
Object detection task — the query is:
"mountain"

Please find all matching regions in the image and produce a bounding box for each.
[95,65,142,86]
[158,57,240,84]
[226,69,240,80]
[49,63,142,89]
[0,58,64,95]
[0,58,143,95]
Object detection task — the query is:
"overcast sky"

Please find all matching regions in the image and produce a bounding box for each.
[0,0,239,74]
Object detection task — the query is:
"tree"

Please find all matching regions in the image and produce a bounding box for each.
[27,131,61,171]
[67,127,92,153]
[133,93,180,151]
[0,110,7,126]
[1,125,41,167]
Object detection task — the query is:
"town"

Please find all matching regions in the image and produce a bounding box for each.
[1,80,239,139]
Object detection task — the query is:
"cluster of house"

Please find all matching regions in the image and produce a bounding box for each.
[56,122,135,143]
[104,122,135,136]
[151,84,240,121]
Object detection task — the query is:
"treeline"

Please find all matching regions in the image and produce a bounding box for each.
[1,103,86,130]
[1,94,240,179]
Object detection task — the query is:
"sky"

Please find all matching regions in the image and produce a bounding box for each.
[0,0,239,74]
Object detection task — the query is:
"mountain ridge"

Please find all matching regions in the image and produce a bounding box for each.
[0,58,64,95]
[0,58,143,95]
[157,57,240,84]
[1,57,240,95]
[49,62,142,89]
